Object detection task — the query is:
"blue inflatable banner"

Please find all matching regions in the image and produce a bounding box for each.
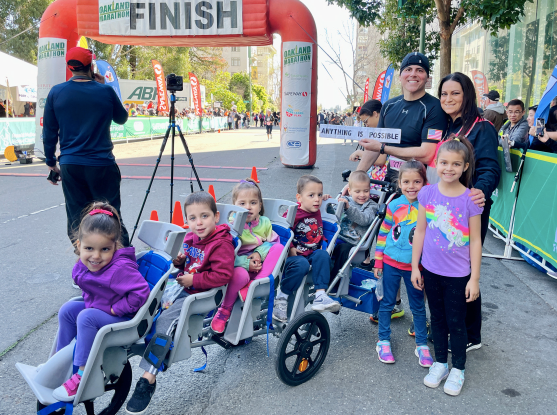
[96,60,122,102]
[381,64,394,104]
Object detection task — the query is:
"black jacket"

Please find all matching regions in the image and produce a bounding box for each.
[447,117,501,201]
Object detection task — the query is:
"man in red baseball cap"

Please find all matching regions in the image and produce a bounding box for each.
[43,46,130,248]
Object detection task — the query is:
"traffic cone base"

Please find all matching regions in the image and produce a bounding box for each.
[172,201,185,228]
[250,166,260,183]
[208,185,216,201]
[150,210,159,221]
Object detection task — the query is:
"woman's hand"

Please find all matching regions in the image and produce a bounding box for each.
[248,252,262,272]
[411,269,424,291]
[172,253,186,267]
[349,150,364,161]
[465,279,480,302]
[338,197,350,209]
[469,188,486,208]
[177,273,194,288]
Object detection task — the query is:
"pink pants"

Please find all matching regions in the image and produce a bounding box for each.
[221,244,284,310]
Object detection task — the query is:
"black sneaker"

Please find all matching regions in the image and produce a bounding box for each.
[447,339,482,353]
[126,378,156,414]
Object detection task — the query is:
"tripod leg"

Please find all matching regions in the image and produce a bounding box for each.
[129,125,172,242]
[176,124,204,192]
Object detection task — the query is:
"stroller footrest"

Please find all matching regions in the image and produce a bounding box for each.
[144,334,173,369]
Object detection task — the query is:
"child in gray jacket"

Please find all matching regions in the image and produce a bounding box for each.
[331,170,378,279]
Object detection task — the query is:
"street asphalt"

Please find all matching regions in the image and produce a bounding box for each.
[1,127,556,414]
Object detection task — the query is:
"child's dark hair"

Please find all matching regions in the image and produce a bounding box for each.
[184,191,218,216]
[297,175,322,194]
[398,160,427,185]
[232,178,265,215]
[436,138,476,187]
[348,170,371,187]
[75,202,122,252]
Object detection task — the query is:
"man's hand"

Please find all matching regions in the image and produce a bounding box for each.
[172,253,187,267]
[359,138,381,152]
[469,188,486,208]
[349,150,364,161]
[540,128,550,143]
[47,165,61,185]
[177,273,194,288]
[93,73,106,84]
[248,252,262,273]
[338,197,350,209]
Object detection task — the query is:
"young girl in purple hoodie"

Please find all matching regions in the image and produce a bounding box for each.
[53,202,150,402]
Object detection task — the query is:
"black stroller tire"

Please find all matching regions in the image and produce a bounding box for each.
[37,360,132,415]
[275,311,330,386]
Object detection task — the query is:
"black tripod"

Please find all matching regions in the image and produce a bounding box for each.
[130,91,203,242]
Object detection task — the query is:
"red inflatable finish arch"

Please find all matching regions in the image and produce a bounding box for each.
[36,0,318,167]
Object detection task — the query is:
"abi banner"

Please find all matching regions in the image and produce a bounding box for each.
[471,70,489,103]
[363,78,369,103]
[151,60,169,112]
[372,70,386,101]
[189,72,202,116]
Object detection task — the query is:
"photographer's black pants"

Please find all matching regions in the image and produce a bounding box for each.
[60,164,130,247]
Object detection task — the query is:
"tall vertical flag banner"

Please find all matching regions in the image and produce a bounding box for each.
[363,78,370,103]
[151,60,168,113]
[280,42,313,166]
[189,72,202,116]
[381,64,394,103]
[372,70,386,101]
[471,70,489,104]
[96,60,122,101]
[35,38,68,157]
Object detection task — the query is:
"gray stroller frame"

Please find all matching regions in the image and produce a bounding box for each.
[327,179,398,309]
[16,220,187,415]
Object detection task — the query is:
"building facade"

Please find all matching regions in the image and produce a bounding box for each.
[222,47,249,74]
[451,0,557,107]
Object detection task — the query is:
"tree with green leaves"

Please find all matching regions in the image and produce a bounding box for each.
[328,0,533,78]
[0,0,54,63]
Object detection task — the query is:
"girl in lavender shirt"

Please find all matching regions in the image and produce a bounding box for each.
[52,202,149,402]
[411,138,483,397]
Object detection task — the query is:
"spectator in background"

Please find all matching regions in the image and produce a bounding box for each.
[500,99,529,150]
[482,90,507,131]
[343,111,354,146]
[0,100,6,117]
[24,102,31,116]
[529,101,557,153]
[129,103,138,117]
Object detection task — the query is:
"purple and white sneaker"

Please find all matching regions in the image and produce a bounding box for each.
[376,340,395,364]
[415,345,433,367]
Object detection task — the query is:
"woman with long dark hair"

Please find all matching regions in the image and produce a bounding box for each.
[435,72,501,353]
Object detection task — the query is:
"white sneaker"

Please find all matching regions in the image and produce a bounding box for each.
[311,293,341,313]
[272,299,288,322]
[424,362,449,388]
[444,368,465,396]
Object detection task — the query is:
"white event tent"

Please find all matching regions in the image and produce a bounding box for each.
[0,51,38,116]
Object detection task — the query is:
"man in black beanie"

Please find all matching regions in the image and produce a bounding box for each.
[356,52,447,184]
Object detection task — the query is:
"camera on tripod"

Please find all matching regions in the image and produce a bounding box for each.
[166,73,183,92]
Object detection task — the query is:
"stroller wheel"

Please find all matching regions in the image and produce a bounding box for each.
[37,361,132,415]
[275,311,330,386]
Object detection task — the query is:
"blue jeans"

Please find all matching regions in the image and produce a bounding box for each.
[280,250,331,295]
[378,263,427,345]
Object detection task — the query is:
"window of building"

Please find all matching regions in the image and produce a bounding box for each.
[231,47,240,52]
[231,58,241,66]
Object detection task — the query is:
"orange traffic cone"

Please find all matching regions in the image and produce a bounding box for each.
[208,185,216,201]
[171,201,185,228]
[150,210,159,221]
[250,166,260,183]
